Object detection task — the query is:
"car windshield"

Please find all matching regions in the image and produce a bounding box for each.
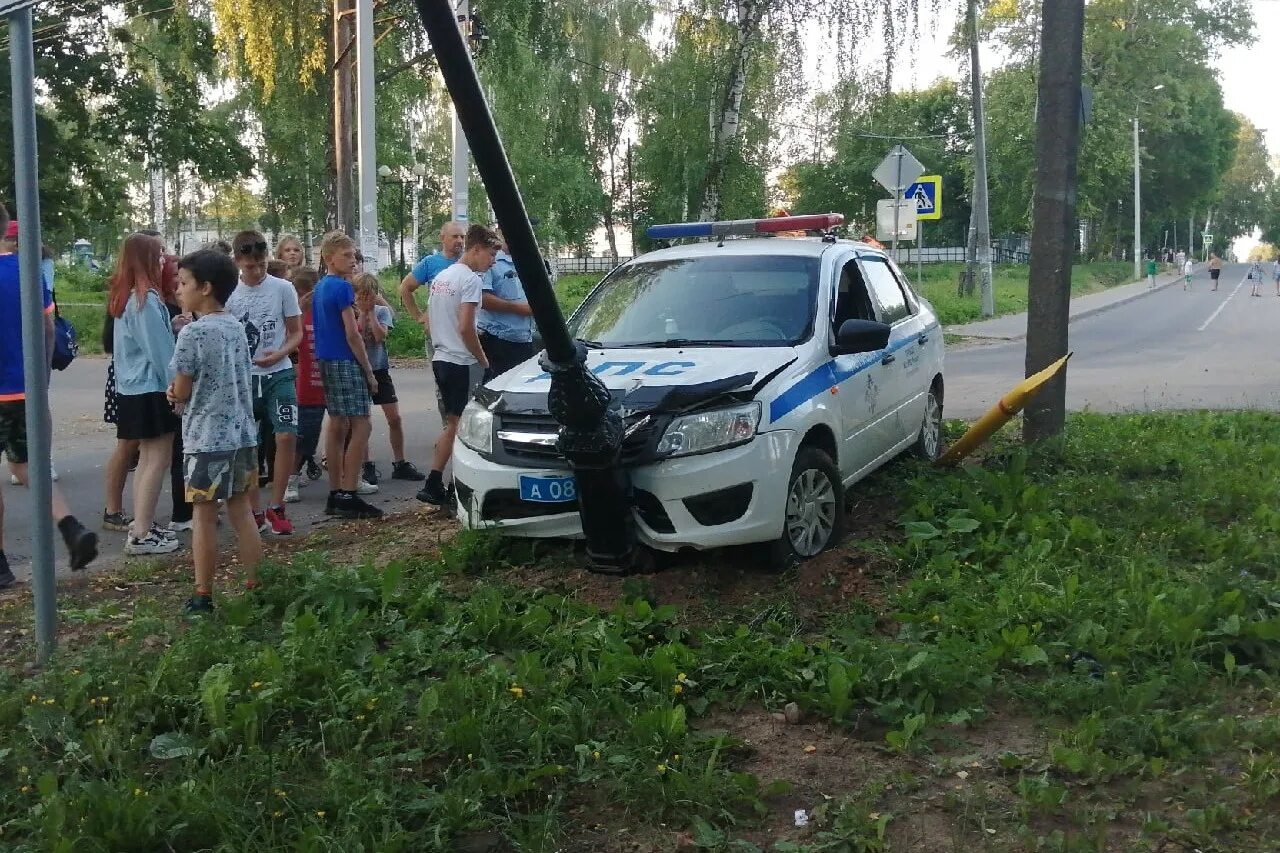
[569,254,820,348]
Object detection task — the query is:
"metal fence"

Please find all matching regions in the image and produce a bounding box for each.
[553,255,631,275]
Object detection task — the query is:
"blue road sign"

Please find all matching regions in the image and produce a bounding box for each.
[903,176,942,221]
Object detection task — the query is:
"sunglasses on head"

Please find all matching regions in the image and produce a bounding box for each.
[236,241,269,255]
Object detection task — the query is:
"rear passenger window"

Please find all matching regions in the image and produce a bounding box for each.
[859,258,912,324]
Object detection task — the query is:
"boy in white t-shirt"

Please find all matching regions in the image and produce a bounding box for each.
[227,230,303,535]
[416,224,498,506]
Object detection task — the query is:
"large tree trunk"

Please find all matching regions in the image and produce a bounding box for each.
[967,0,994,316]
[698,0,764,221]
[1023,0,1085,444]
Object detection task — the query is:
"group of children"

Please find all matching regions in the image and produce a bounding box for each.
[156,228,449,613]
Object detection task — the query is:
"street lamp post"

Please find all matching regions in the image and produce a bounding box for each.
[1133,84,1164,281]
[377,164,429,277]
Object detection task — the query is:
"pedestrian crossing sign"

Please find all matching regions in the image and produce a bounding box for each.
[904,175,942,221]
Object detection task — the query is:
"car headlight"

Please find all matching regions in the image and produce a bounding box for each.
[457,401,494,454]
[656,402,761,458]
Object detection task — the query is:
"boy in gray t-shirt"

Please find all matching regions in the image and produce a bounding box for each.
[167,249,263,616]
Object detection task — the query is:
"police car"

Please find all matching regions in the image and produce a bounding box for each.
[450,214,945,568]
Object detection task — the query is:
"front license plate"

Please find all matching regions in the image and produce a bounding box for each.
[518,474,578,504]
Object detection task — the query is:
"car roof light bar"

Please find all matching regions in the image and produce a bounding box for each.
[646,213,844,240]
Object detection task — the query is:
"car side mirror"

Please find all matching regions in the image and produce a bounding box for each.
[832,319,891,355]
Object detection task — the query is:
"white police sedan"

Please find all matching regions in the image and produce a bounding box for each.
[450,214,945,569]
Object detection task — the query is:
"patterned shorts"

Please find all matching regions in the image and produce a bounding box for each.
[320,360,371,418]
[184,447,258,503]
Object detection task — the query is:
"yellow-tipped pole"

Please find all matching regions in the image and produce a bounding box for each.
[935,352,1072,466]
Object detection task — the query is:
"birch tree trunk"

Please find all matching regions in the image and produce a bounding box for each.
[698,0,764,221]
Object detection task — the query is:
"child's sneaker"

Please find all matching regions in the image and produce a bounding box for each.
[183,594,214,615]
[391,460,427,481]
[333,492,383,520]
[102,510,133,532]
[284,475,302,503]
[415,480,450,506]
[324,492,338,515]
[265,506,293,535]
[152,523,178,541]
[357,478,379,495]
[125,531,178,556]
[253,510,271,535]
[170,519,194,533]
[361,461,379,486]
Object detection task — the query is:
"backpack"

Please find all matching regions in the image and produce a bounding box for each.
[51,303,78,370]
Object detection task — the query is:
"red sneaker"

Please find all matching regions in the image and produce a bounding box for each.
[264,506,294,536]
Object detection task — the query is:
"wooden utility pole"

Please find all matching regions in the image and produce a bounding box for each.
[966,0,994,316]
[1022,0,1084,443]
[333,0,356,233]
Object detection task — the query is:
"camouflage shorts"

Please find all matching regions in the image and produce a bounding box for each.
[184,447,258,503]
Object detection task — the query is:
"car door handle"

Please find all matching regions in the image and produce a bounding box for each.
[881,354,896,365]
[917,334,929,345]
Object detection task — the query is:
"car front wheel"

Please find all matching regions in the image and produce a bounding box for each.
[913,384,943,461]
[765,447,845,571]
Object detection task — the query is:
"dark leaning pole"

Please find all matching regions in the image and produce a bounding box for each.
[6,0,58,659]
[411,0,635,572]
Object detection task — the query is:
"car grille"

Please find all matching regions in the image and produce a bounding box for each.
[494,412,666,467]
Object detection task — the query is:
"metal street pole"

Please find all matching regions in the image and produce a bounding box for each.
[916,220,924,285]
[451,0,471,222]
[1133,117,1141,281]
[891,150,902,263]
[356,0,380,269]
[9,7,57,661]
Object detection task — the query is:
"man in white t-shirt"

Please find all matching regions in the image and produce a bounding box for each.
[417,224,498,506]
[227,230,303,534]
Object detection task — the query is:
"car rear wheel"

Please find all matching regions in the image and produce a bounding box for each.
[913,384,943,461]
[765,447,845,572]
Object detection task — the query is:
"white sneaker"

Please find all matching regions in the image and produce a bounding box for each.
[170,519,194,533]
[284,475,301,503]
[8,473,16,485]
[357,479,379,495]
[125,532,181,555]
[151,524,179,541]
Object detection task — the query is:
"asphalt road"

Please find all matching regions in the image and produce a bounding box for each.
[2,261,1273,579]
[944,262,1279,419]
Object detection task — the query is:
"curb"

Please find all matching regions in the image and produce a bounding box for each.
[945,265,1199,343]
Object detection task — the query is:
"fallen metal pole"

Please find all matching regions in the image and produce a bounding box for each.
[411,0,635,572]
[9,6,58,660]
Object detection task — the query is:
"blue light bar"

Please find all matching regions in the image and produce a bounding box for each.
[647,221,714,239]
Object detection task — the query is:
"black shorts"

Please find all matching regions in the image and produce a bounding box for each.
[0,400,28,464]
[432,361,473,417]
[371,368,398,406]
[1210,268,1221,280]
[115,392,180,440]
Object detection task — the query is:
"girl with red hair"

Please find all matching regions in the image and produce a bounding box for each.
[107,232,181,555]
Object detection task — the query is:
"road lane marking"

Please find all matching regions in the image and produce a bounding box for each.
[1198,273,1248,332]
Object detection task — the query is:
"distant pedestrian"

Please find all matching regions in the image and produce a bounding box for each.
[0,203,98,585]
[1208,251,1223,291]
[312,232,382,520]
[168,249,263,615]
[417,224,498,507]
[1175,249,1186,270]
[1272,258,1280,296]
[1182,257,1194,291]
[1249,261,1264,297]
[109,232,182,556]
[478,229,535,380]
[1145,255,1157,290]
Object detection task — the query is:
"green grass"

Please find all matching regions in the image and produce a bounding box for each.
[2,411,1279,850]
[913,261,1133,326]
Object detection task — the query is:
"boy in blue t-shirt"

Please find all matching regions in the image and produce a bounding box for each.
[0,204,98,585]
[311,232,382,520]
